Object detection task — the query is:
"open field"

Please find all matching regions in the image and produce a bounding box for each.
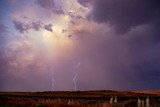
[0,90,160,107]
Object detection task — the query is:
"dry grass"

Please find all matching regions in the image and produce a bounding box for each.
[0,90,160,107]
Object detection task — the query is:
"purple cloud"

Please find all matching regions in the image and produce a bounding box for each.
[44,24,53,32]
[89,0,160,34]
[13,20,54,33]
[31,21,43,31]
[1,0,160,91]
[36,0,64,14]
[52,6,64,14]
[77,0,93,7]
[37,0,55,9]
[13,21,30,33]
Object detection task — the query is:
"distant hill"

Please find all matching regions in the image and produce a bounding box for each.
[1,90,160,98]
[131,90,160,95]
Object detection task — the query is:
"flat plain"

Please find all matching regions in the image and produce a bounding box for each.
[0,90,160,107]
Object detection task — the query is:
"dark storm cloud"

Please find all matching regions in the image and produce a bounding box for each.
[68,11,83,20]
[68,15,160,90]
[1,0,160,91]
[77,0,93,7]
[90,0,160,34]
[44,24,53,32]
[13,20,53,33]
[13,21,30,33]
[37,0,55,9]
[36,0,64,14]
[31,21,43,31]
[52,6,64,14]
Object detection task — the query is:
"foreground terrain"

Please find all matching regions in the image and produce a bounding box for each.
[0,90,160,107]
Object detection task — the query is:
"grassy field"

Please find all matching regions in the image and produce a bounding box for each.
[0,90,160,107]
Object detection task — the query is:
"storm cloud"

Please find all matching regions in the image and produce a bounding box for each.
[74,0,160,89]
[0,0,160,91]
[68,17,160,90]
[89,0,160,34]
[13,21,31,33]
[44,24,53,32]
[36,0,64,14]
[37,0,55,9]
[13,20,53,33]
[77,0,93,7]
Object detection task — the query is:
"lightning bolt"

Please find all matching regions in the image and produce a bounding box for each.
[51,71,55,91]
[73,62,80,91]
[46,65,55,91]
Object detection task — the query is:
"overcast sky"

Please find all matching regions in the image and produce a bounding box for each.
[0,0,160,91]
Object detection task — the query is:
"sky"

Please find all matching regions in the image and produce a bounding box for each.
[0,0,160,91]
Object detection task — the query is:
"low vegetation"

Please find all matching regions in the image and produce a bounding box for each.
[0,90,160,107]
